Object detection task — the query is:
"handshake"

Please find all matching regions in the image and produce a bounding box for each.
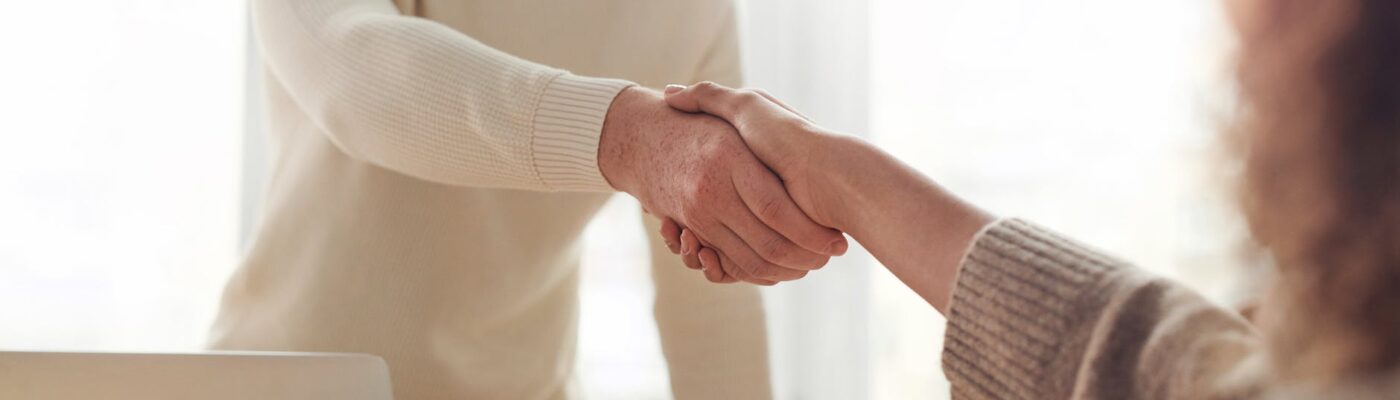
[597,82,859,285]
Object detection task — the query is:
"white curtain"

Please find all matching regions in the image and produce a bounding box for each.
[0,1,245,352]
[741,1,1236,399]
[737,1,876,399]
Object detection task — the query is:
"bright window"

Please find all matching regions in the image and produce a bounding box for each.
[867,0,1240,398]
[0,1,245,350]
[0,1,1242,399]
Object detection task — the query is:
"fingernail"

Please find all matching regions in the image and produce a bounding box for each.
[828,237,849,255]
[664,239,677,253]
[664,84,686,94]
[681,240,692,255]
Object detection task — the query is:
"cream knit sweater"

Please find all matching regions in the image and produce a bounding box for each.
[210,1,771,399]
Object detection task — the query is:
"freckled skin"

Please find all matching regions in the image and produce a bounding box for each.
[598,87,842,283]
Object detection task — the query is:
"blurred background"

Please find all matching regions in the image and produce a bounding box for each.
[0,0,1241,399]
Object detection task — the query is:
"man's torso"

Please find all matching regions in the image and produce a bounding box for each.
[210,1,735,398]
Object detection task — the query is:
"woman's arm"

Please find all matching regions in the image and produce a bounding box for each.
[660,83,992,311]
[659,82,1268,398]
[799,134,993,312]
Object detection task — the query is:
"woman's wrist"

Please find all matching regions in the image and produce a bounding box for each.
[804,132,994,311]
[801,133,877,233]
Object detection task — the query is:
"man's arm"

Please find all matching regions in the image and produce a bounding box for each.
[252,0,632,191]
[255,0,844,278]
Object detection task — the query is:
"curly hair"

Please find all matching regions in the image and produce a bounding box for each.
[1234,0,1400,383]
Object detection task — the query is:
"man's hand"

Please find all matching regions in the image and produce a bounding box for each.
[597,87,847,285]
[660,82,854,230]
[651,82,857,283]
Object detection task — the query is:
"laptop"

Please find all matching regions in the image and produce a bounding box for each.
[0,351,393,400]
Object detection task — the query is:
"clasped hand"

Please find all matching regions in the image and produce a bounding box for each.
[598,86,846,285]
[598,83,847,285]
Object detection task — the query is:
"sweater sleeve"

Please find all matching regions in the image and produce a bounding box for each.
[251,0,634,191]
[942,219,1268,400]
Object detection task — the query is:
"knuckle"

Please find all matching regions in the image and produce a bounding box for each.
[731,266,755,282]
[773,266,804,281]
[736,257,766,277]
[678,198,706,219]
[736,90,764,106]
[683,167,721,196]
[756,197,785,222]
[693,81,721,94]
[699,137,737,160]
[756,264,789,281]
[758,236,791,263]
[683,175,717,202]
[680,178,703,200]
[696,144,723,162]
[706,271,723,283]
[750,266,779,281]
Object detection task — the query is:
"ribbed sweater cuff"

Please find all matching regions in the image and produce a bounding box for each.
[941,219,1126,399]
[531,73,635,191]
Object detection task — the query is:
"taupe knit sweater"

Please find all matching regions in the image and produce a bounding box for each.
[944,219,1398,399]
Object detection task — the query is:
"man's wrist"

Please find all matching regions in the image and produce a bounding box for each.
[597,86,655,193]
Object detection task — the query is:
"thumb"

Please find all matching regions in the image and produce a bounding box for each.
[663,81,746,121]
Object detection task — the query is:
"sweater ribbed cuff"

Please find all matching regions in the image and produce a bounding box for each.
[531,73,635,192]
[941,219,1125,399]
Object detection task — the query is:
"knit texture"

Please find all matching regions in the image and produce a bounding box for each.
[215,1,772,399]
[252,0,632,192]
[533,74,632,191]
[943,219,1268,399]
